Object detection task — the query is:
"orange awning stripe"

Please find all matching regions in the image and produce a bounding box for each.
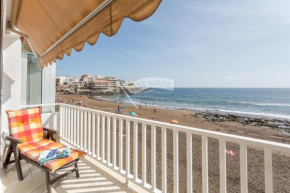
[12,0,162,67]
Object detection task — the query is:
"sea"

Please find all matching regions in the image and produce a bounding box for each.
[96,88,290,120]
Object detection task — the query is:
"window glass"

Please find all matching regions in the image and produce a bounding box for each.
[27,54,42,105]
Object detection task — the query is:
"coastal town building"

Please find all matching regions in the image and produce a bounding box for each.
[57,74,118,92]
[90,79,110,90]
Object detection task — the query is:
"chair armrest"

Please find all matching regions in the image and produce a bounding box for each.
[43,127,59,134]
[43,128,59,142]
[5,136,23,144]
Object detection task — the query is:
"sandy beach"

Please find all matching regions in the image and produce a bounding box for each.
[57,93,290,193]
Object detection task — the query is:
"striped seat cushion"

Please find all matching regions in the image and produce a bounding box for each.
[6,107,43,144]
[18,139,85,172]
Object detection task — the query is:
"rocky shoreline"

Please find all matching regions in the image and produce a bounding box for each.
[194,112,290,132]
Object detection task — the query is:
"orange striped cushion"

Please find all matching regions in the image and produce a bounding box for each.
[18,139,85,172]
[6,107,43,144]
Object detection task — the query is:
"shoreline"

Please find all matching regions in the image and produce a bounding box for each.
[93,95,290,121]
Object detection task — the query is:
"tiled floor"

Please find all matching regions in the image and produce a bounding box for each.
[3,157,136,193]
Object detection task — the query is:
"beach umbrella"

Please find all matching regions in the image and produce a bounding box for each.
[171,120,179,124]
[120,106,126,109]
[115,110,123,114]
[129,112,136,116]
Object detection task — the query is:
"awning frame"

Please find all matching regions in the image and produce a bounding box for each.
[8,0,114,59]
[39,0,113,59]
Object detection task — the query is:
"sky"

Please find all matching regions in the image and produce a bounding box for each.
[56,0,290,88]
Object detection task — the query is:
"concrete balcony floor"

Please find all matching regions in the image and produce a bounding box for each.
[3,157,136,193]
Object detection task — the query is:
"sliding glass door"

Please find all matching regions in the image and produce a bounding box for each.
[26,54,42,105]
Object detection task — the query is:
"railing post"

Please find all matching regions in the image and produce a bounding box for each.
[173,130,179,193]
[240,143,248,193]
[60,105,63,138]
[112,117,117,168]
[126,120,130,177]
[142,123,147,185]
[84,111,87,152]
[219,139,226,193]
[264,148,273,193]
[80,111,84,150]
[119,119,124,172]
[151,125,156,192]
[97,114,100,159]
[202,135,208,193]
[162,127,167,192]
[88,112,92,154]
[77,110,80,148]
[133,121,138,180]
[107,116,111,164]
[92,113,96,157]
[101,114,105,161]
[74,108,77,146]
[70,108,73,143]
[67,107,71,142]
[187,133,192,193]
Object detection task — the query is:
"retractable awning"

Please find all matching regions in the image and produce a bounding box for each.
[9,0,162,68]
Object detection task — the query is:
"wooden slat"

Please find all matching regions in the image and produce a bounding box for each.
[142,123,147,185]
[119,119,123,171]
[173,130,179,193]
[202,135,208,193]
[219,139,226,193]
[187,133,192,193]
[162,127,167,192]
[240,143,248,193]
[126,120,130,177]
[264,148,273,193]
[133,121,138,180]
[151,125,156,191]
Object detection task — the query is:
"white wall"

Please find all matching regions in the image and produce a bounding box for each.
[2,34,22,132]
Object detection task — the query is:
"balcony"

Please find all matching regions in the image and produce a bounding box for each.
[3,103,290,193]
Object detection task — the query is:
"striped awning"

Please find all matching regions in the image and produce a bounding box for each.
[10,0,162,68]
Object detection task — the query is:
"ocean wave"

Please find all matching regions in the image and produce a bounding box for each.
[94,96,290,120]
[237,102,290,107]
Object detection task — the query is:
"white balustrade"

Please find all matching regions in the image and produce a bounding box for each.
[56,103,290,193]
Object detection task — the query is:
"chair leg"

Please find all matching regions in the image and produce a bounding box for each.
[75,161,80,178]
[12,144,23,181]
[45,170,52,193]
[3,144,12,168]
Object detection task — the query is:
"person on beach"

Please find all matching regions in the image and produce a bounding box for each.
[140,105,142,109]
[154,108,157,113]
[118,105,120,110]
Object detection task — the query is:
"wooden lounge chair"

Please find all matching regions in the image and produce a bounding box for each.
[3,107,85,193]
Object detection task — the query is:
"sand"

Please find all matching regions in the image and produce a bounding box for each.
[57,93,290,193]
